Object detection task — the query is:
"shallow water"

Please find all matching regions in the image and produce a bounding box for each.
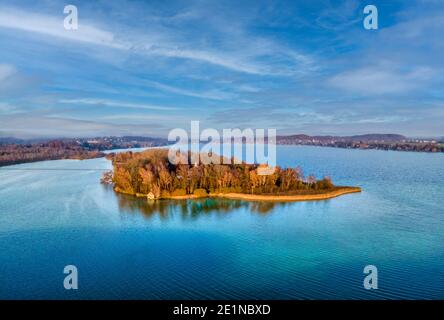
[0,146,443,299]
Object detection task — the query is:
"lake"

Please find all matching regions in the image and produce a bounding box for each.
[0,145,443,299]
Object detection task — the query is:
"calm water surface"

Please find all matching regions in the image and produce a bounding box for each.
[0,146,443,299]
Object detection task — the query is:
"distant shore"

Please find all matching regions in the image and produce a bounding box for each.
[0,137,167,167]
[2,133,443,168]
[116,186,362,202]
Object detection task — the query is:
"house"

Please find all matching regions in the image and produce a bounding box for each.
[257,164,275,176]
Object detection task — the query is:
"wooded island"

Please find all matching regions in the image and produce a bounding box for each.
[106,149,361,202]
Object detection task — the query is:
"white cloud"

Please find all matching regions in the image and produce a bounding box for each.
[0,64,16,82]
[0,115,166,138]
[144,47,266,75]
[0,7,263,74]
[103,114,189,122]
[59,98,177,111]
[0,64,41,96]
[0,7,126,49]
[327,66,435,95]
[0,102,18,114]
[144,80,234,100]
[0,6,315,76]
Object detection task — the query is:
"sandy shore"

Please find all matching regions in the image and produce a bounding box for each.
[116,186,361,202]
[206,187,361,202]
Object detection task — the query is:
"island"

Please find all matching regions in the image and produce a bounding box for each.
[104,149,361,202]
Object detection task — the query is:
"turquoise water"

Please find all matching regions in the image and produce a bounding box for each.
[0,146,443,299]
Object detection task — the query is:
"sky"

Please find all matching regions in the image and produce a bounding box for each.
[0,0,443,139]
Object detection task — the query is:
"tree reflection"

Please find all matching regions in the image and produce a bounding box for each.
[113,192,287,220]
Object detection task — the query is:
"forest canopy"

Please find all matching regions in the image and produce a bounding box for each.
[110,149,336,199]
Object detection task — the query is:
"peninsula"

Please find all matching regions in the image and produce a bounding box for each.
[0,136,167,167]
[105,149,361,202]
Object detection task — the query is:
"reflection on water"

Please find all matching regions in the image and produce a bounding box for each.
[107,186,287,219]
[2,146,443,299]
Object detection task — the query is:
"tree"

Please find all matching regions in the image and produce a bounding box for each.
[159,166,173,191]
[114,166,134,194]
[110,149,336,198]
[139,167,154,193]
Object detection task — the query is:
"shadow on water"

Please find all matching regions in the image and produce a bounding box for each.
[103,185,289,220]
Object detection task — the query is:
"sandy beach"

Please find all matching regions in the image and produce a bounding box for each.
[116,187,362,202]
[206,187,362,202]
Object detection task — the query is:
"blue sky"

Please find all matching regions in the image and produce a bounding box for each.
[0,0,443,138]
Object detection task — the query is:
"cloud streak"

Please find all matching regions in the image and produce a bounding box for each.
[0,5,315,76]
[59,98,178,111]
[0,64,16,82]
[0,114,166,139]
[328,66,435,95]
[0,7,124,49]
[1,0,443,137]
[144,80,235,101]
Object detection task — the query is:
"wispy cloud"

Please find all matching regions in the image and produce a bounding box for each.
[315,0,362,31]
[141,47,268,75]
[144,80,235,100]
[0,7,125,49]
[0,102,19,114]
[328,66,435,95]
[0,114,166,139]
[0,64,42,97]
[1,0,443,137]
[59,98,178,111]
[0,5,315,76]
[0,64,16,82]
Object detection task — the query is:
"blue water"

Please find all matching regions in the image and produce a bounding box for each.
[0,146,443,299]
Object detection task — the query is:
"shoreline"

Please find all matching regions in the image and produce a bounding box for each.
[115,186,362,202]
[207,187,361,202]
